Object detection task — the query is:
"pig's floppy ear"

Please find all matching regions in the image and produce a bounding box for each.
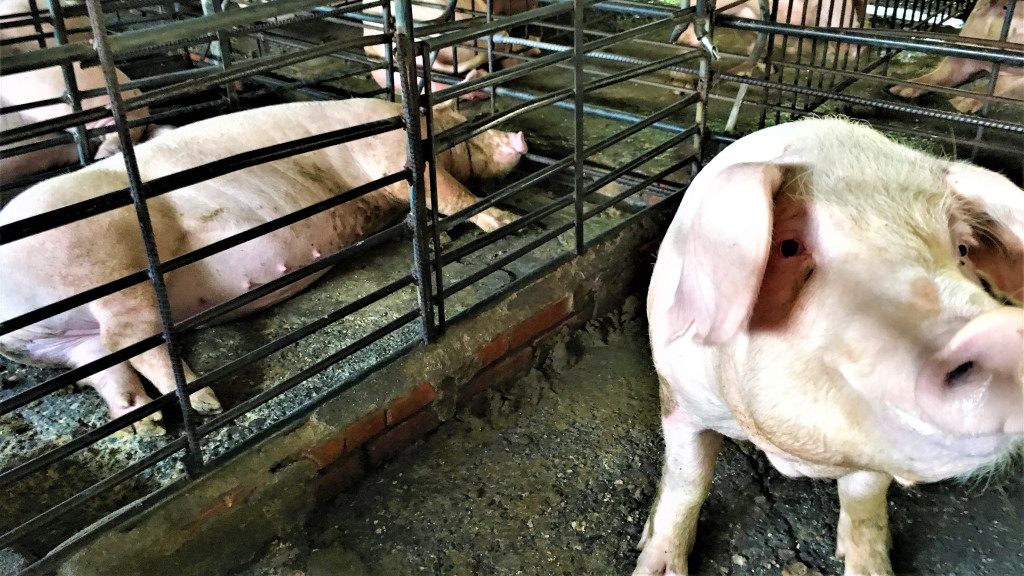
[669,162,784,344]
[946,164,1024,301]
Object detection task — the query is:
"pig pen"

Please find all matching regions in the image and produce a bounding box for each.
[1,0,1022,575]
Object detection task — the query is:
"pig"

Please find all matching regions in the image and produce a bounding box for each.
[634,118,1023,576]
[674,0,866,75]
[0,98,527,435]
[889,0,1023,114]
[363,0,538,96]
[0,0,168,183]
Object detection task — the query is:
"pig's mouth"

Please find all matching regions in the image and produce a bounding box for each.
[887,404,1020,462]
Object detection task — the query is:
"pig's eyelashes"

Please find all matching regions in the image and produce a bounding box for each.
[780,239,801,258]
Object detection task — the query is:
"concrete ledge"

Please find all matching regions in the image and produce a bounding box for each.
[58,213,665,576]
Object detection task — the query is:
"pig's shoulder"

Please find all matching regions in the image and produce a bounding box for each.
[0,166,128,222]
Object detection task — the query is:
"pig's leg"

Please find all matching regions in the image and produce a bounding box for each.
[431,168,517,232]
[949,70,1024,113]
[90,287,222,416]
[633,403,722,576]
[889,57,987,99]
[835,471,893,576]
[68,337,165,436]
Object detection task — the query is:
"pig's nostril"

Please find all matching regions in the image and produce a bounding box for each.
[945,361,974,387]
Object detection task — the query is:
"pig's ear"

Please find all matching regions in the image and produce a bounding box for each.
[669,162,784,344]
[946,164,1024,301]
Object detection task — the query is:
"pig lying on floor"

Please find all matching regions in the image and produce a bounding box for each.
[635,118,1023,576]
[889,0,1023,114]
[0,98,527,435]
[0,0,169,183]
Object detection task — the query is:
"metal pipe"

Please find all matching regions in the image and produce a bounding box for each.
[573,0,585,255]
[84,0,206,477]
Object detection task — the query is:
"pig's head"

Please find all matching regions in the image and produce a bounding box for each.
[430,104,527,183]
[661,120,1023,484]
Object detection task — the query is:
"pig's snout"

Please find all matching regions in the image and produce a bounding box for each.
[916,308,1024,436]
[510,131,527,155]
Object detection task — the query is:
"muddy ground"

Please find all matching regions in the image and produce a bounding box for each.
[233,302,1023,576]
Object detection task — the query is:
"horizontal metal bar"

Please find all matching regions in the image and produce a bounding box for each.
[421,0,574,51]
[0,116,403,247]
[584,147,698,216]
[1,0,384,75]
[431,47,574,102]
[195,309,419,438]
[583,180,684,248]
[0,434,186,548]
[584,126,699,195]
[581,94,700,159]
[0,334,163,415]
[721,16,1024,66]
[175,219,409,332]
[445,250,573,325]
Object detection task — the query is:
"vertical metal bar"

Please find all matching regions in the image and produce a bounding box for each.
[27,0,46,48]
[487,0,496,113]
[572,0,585,255]
[200,0,238,111]
[83,0,205,477]
[968,0,1016,162]
[696,0,711,167]
[384,0,395,102]
[45,0,91,167]
[421,42,447,333]
[395,0,437,342]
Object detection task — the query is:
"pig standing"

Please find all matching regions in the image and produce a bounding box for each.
[889,0,1023,113]
[0,98,526,435]
[0,0,167,182]
[634,118,1023,576]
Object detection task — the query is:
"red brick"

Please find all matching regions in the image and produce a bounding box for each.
[640,191,664,206]
[304,433,347,469]
[345,410,386,451]
[508,295,573,349]
[387,383,436,426]
[458,346,533,406]
[477,333,509,365]
[532,308,593,352]
[367,410,441,467]
[314,452,365,505]
[184,485,253,530]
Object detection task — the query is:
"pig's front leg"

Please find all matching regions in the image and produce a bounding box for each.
[431,168,517,232]
[634,400,722,576]
[835,471,894,576]
[889,57,987,99]
[91,285,223,424]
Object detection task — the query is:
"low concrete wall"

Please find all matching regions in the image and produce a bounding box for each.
[58,212,667,576]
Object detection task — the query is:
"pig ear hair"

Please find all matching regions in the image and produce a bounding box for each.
[668,162,785,344]
[946,163,1024,302]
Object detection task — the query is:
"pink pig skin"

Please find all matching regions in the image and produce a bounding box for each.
[0,98,526,436]
[0,0,168,182]
[890,0,1023,113]
[635,118,1023,576]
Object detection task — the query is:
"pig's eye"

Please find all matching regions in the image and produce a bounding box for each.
[780,239,800,258]
[958,244,968,258]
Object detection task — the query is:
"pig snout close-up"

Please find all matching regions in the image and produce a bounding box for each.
[0,98,526,436]
[635,118,1023,576]
[889,0,1024,114]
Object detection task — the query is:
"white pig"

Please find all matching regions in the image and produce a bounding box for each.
[889,0,1023,113]
[634,118,1023,576]
[0,98,526,435]
[0,0,167,182]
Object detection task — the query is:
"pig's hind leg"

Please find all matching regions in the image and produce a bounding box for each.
[633,402,722,576]
[90,286,223,419]
[889,57,987,100]
[835,471,894,576]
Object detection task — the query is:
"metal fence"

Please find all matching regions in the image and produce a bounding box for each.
[0,0,1021,573]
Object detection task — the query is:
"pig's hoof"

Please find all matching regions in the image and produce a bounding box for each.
[190,387,223,415]
[633,539,686,576]
[132,412,166,436]
[949,96,983,114]
[472,208,518,233]
[887,84,922,100]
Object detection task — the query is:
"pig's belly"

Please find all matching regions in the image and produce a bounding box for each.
[165,194,404,324]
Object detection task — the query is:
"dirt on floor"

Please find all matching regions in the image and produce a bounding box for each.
[233,299,1023,576]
